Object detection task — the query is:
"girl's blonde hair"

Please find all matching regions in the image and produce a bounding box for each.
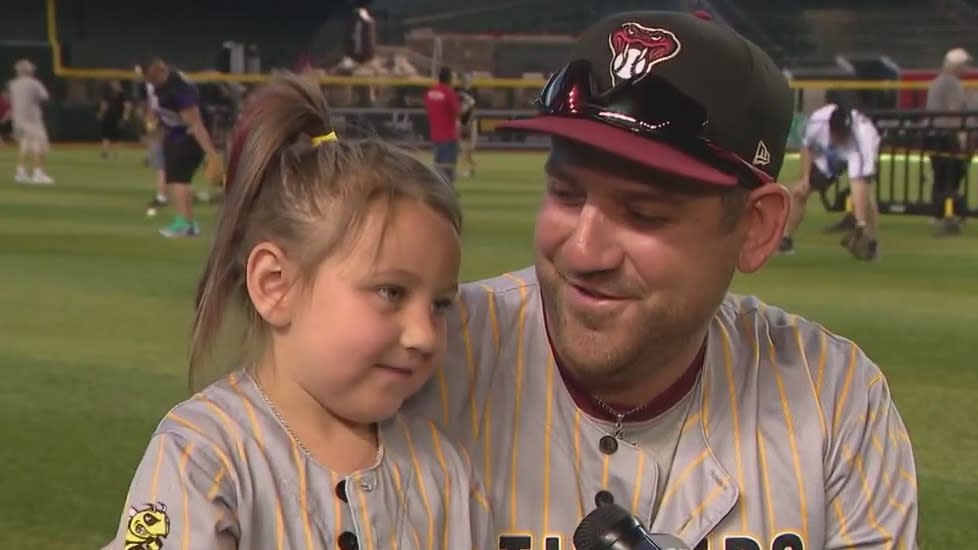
[190,73,461,390]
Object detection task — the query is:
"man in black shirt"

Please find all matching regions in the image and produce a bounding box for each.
[97,79,131,159]
[143,58,223,238]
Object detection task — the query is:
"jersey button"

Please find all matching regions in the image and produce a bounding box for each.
[337,531,359,550]
[599,435,619,454]
[594,490,615,507]
[334,480,348,503]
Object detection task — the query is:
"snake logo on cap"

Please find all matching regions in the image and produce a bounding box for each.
[608,22,681,84]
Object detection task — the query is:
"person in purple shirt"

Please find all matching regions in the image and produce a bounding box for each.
[143,58,223,238]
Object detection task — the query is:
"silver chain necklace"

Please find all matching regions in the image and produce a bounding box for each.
[248,372,384,466]
[249,373,313,457]
[593,397,649,440]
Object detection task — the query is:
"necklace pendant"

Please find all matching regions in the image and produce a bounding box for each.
[613,413,625,440]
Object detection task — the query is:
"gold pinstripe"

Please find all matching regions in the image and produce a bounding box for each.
[206,467,225,500]
[399,415,435,548]
[329,470,345,534]
[658,448,710,510]
[456,297,480,438]
[717,320,747,531]
[228,372,265,451]
[756,431,776,544]
[480,284,499,491]
[478,284,501,352]
[435,366,450,427]
[832,498,855,546]
[388,461,421,549]
[866,404,911,517]
[573,408,584,519]
[354,476,377,550]
[833,345,859,430]
[429,424,452,550]
[179,441,194,550]
[631,452,646,513]
[678,484,726,539]
[815,331,828,396]
[457,443,492,514]
[149,432,167,499]
[842,442,893,542]
[198,396,246,462]
[601,451,610,489]
[502,271,529,530]
[542,351,555,534]
[289,439,314,550]
[790,316,828,441]
[764,314,810,543]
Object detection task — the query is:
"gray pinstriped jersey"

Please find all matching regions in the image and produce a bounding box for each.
[403,266,919,550]
[105,369,493,550]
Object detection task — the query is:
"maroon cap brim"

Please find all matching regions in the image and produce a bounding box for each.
[499,116,738,186]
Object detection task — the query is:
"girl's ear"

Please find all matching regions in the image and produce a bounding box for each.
[245,242,298,328]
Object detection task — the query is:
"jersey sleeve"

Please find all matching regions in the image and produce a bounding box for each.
[824,359,919,550]
[104,431,239,549]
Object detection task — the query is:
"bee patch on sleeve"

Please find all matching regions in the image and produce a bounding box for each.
[125,502,171,549]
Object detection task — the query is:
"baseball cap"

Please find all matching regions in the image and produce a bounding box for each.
[500,10,794,187]
[828,105,852,136]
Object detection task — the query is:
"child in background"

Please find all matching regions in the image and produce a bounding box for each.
[104,74,493,549]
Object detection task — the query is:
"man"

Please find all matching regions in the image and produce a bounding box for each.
[142,57,222,238]
[925,47,972,237]
[780,103,881,259]
[424,66,461,184]
[404,10,918,550]
[7,59,54,184]
[457,72,478,177]
[96,79,132,159]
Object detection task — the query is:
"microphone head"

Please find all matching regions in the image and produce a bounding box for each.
[573,503,634,550]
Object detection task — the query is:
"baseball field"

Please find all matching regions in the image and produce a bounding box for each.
[0,147,975,548]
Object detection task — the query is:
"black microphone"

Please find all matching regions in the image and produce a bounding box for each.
[572,503,691,550]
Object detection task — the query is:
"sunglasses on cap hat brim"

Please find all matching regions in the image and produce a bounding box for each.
[502,59,774,189]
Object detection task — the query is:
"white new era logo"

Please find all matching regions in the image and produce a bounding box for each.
[753,140,771,166]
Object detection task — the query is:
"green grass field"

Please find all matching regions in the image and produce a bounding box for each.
[0,147,976,548]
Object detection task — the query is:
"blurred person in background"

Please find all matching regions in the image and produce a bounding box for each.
[925,47,972,237]
[457,72,478,177]
[136,64,169,209]
[96,79,132,159]
[142,57,223,238]
[8,59,53,185]
[781,103,881,260]
[424,66,461,184]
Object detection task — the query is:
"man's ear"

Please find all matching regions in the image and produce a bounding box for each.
[737,183,790,273]
[245,242,298,328]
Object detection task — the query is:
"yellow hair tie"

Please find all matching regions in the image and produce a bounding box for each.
[311,131,338,146]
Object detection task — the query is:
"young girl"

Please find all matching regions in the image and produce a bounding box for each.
[106,74,493,550]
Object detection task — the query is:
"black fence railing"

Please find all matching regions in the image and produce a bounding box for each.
[820,109,978,218]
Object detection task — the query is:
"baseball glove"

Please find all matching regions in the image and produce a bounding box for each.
[841,226,874,260]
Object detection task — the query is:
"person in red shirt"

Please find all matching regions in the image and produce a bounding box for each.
[424,67,461,183]
[0,90,11,145]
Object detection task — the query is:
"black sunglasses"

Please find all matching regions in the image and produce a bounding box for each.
[534,60,772,188]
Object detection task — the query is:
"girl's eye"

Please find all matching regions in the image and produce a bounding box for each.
[432,297,456,314]
[378,286,405,304]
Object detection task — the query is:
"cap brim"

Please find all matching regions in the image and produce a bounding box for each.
[498,116,738,186]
